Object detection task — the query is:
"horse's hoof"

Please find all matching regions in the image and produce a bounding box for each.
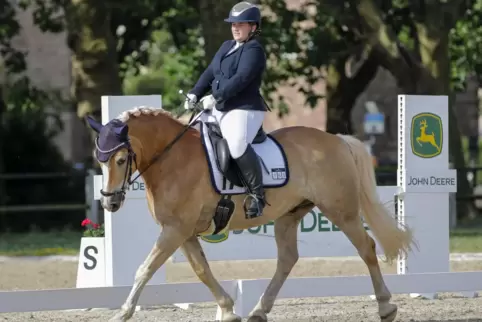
[218,312,242,322]
[247,315,268,322]
[109,310,131,322]
[380,305,397,322]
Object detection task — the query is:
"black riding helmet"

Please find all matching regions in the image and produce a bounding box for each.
[224,1,262,32]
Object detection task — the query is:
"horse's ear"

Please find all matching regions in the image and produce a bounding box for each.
[113,123,128,139]
[85,116,103,133]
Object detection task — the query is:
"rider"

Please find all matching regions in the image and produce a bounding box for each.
[184,1,267,219]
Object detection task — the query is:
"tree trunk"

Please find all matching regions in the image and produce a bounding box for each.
[65,0,122,121]
[64,0,122,167]
[0,86,5,207]
[0,86,6,229]
[198,0,238,62]
[325,51,379,134]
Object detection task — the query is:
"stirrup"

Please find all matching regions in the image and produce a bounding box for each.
[243,193,265,218]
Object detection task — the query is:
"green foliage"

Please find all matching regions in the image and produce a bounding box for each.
[258,1,361,112]
[13,0,482,113]
[0,0,26,74]
[111,0,200,78]
[83,224,104,237]
[0,76,85,233]
[9,0,482,125]
[259,0,482,111]
[0,0,83,231]
[257,1,309,115]
[450,0,482,91]
[121,21,204,114]
[17,0,66,33]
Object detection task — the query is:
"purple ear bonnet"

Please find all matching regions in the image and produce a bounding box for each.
[95,119,130,162]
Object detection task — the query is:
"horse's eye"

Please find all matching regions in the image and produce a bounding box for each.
[116,158,126,166]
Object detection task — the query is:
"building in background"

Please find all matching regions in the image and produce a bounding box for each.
[8,5,94,166]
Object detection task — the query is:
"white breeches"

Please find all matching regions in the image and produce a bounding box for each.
[211,107,265,159]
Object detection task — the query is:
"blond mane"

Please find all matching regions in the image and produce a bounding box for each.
[115,106,185,125]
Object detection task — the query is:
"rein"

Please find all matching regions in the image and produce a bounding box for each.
[99,105,206,198]
[129,108,206,183]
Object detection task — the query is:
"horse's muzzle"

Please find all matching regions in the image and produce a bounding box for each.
[100,190,126,213]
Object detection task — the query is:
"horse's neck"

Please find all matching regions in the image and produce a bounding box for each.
[128,115,186,173]
[127,114,206,205]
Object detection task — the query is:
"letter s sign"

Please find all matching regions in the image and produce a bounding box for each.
[83,245,98,270]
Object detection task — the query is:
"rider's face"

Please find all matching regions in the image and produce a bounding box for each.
[231,22,255,42]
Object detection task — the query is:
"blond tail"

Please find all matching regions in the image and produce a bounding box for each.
[337,134,415,263]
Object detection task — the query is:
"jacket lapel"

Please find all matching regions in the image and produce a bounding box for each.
[221,40,237,59]
[214,41,232,73]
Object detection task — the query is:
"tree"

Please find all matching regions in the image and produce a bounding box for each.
[258,0,381,125]
[22,0,204,116]
[258,0,481,218]
[17,0,122,162]
[346,0,476,219]
[0,0,86,231]
[65,0,123,120]
[197,0,238,62]
[0,0,28,209]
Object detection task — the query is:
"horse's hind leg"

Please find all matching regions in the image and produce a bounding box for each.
[247,207,306,322]
[331,213,397,322]
[181,236,241,322]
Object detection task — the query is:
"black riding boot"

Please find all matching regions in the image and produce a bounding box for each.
[234,144,265,219]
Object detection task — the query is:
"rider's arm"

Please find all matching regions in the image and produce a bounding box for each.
[189,61,214,99]
[212,44,266,103]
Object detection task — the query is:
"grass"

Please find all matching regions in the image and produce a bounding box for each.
[0,229,82,256]
[450,228,482,253]
[0,227,482,257]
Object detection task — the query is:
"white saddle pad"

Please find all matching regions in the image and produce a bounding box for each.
[193,111,289,195]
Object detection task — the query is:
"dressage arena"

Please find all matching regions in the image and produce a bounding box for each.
[1,255,482,321]
[2,94,482,321]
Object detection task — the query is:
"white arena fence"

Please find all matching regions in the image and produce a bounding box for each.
[1,94,482,319]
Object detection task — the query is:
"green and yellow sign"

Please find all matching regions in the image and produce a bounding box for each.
[410,112,443,158]
[200,232,229,243]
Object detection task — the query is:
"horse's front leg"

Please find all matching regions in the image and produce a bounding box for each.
[181,236,241,322]
[109,225,188,321]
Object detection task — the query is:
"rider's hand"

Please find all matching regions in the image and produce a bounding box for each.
[183,93,197,110]
[200,94,216,110]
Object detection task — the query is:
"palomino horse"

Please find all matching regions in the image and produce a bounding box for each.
[86,99,415,322]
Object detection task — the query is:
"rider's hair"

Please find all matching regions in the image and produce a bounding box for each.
[248,22,262,39]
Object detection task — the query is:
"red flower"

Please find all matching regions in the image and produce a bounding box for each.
[81,218,93,227]
[92,223,100,229]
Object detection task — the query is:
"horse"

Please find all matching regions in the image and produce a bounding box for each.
[85,100,415,322]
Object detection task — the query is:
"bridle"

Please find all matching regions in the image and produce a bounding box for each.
[95,138,138,200]
[96,104,206,199]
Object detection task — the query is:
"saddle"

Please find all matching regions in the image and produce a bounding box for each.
[205,122,267,188]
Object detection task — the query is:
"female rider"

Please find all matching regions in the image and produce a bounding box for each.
[184,1,267,219]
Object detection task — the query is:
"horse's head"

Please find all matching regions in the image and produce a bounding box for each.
[86,116,137,213]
